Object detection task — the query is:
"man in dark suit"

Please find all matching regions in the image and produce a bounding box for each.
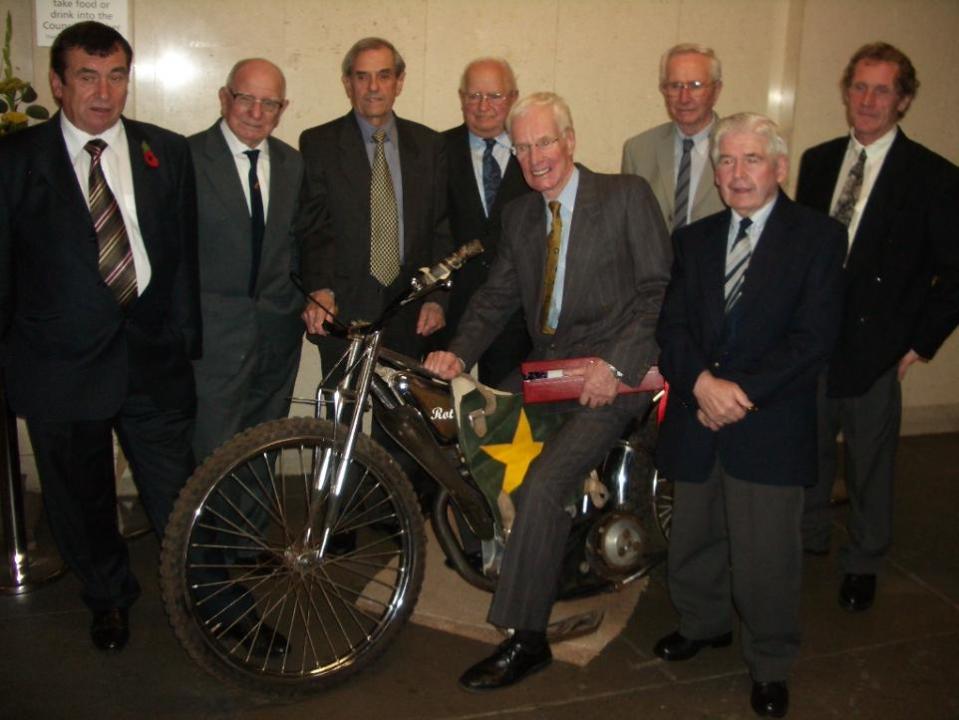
[0,22,199,652]
[436,57,533,387]
[425,92,671,691]
[298,36,450,359]
[190,58,304,465]
[796,42,959,613]
[655,113,845,718]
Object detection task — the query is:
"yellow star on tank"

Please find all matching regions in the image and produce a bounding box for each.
[480,409,544,493]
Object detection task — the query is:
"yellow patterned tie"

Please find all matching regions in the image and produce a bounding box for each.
[369,129,400,286]
[85,139,137,307]
[539,201,562,334]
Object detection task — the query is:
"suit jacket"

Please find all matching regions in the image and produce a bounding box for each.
[0,113,200,421]
[656,193,845,486]
[189,122,304,379]
[622,120,725,227]
[296,111,452,333]
[440,123,534,333]
[796,130,959,397]
[450,165,672,391]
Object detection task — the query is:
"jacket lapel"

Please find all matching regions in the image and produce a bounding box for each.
[396,116,422,255]
[554,168,600,335]
[702,210,730,338]
[201,123,249,222]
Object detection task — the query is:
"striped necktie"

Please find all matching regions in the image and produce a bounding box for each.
[369,128,400,286]
[724,217,753,313]
[85,139,137,307]
[672,138,695,231]
[482,137,502,215]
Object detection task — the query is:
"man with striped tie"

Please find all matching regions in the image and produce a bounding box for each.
[0,22,199,653]
[621,44,726,231]
[655,113,845,717]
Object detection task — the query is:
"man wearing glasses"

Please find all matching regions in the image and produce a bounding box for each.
[622,44,726,231]
[437,58,533,388]
[188,58,304,469]
[425,92,671,691]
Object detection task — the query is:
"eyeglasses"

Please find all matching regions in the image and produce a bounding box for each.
[227,89,285,115]
[462,92,509,105]
[511,136,562,156]
[661,80,713,96]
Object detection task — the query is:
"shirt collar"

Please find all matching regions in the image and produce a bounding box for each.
[219,118,269,158]
[674,114,716,144]
[731,193,778,236]
[60,112,124,161]
[355,110,397,145]
[549,166,580,210]
[469,129,510,151]
[848,125,898,156]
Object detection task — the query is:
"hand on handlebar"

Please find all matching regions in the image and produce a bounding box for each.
[423,351,465,380]
[416,302,445,336]
[302,289,337,335]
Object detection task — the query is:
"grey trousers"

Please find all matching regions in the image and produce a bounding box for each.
[803,366,900,574]
[668,461,804,682]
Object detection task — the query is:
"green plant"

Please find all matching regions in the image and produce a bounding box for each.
[1,10,50,136]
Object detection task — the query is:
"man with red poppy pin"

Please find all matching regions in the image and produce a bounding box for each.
[0,22,200,653]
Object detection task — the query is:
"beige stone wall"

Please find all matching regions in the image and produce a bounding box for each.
[5,0,959,440]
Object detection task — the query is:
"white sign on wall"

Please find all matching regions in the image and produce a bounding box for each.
[35,0,130,48]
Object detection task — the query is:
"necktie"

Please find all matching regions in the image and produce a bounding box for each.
[672,137,695,231]
[84,139,137,307]
[244,149,265,297]
[832,148,866,228]
[482,137,502,216]
[724,217,753,313]
[539,201,563,334]
[370,128,400,286]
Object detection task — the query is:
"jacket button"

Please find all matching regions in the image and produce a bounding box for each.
[712,361,720,369]
[875,275,882,283]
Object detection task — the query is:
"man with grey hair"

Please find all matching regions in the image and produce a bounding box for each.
[297,37,451,492]
[622,43,726,230]
[425,91,671,691]
[655,112,845,717]
[436,57,533,387]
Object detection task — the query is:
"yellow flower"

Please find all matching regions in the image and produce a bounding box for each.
[2,110,29,125]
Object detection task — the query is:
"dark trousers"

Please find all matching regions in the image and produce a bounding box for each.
[487,401,636,632]
[804,366,900,574]
[668,461,803,682]
[26,392,195,612]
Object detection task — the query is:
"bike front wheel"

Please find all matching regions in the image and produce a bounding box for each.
[160,417,425,697]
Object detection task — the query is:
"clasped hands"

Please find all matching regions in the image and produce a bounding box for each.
[693,370,754,431]
[422,353,619,409]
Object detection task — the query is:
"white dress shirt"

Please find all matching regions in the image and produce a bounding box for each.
[220,118,271,220]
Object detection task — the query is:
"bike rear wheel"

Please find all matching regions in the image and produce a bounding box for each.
[160,417,425,697]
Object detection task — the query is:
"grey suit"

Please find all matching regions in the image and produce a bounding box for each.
[189,122,305,463]
[450,166,671,630]
[621,120,725,228]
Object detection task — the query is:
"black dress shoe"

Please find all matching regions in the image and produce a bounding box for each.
[220,614,289,657]
[751,680,788,717]
[839,573,876,612]
[803,546,829,557]
[90,608,129,652]
[458,637,552,692]
[653,630,732,661]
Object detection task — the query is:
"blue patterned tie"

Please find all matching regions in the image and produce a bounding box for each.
[482,138,502,216]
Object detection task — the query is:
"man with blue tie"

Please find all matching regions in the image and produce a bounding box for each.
[655,113,845,717]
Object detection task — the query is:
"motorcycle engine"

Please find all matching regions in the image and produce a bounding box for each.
[584,510,651,580]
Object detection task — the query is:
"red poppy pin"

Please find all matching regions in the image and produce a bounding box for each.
[141,141,160,169]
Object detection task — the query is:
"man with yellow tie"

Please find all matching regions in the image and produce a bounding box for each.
[424,92,671,692]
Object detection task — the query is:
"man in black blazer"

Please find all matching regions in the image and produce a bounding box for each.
[190,58,304,465]
[426,92,671,692]
[796,43,959,613]
[0,23,199,652]
[298,36,451,359]
[656,113,845,718]
[435,58,533,387]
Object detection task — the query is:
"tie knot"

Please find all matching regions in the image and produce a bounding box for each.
[244,148,260,166]
[682,138,694,152]
[85,138,107,159]
[548,200,561,220]
[373,129,387,145]
[484,137,497,152]
[737,216,753,240]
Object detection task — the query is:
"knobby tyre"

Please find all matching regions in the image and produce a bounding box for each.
[159,417,425,697]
